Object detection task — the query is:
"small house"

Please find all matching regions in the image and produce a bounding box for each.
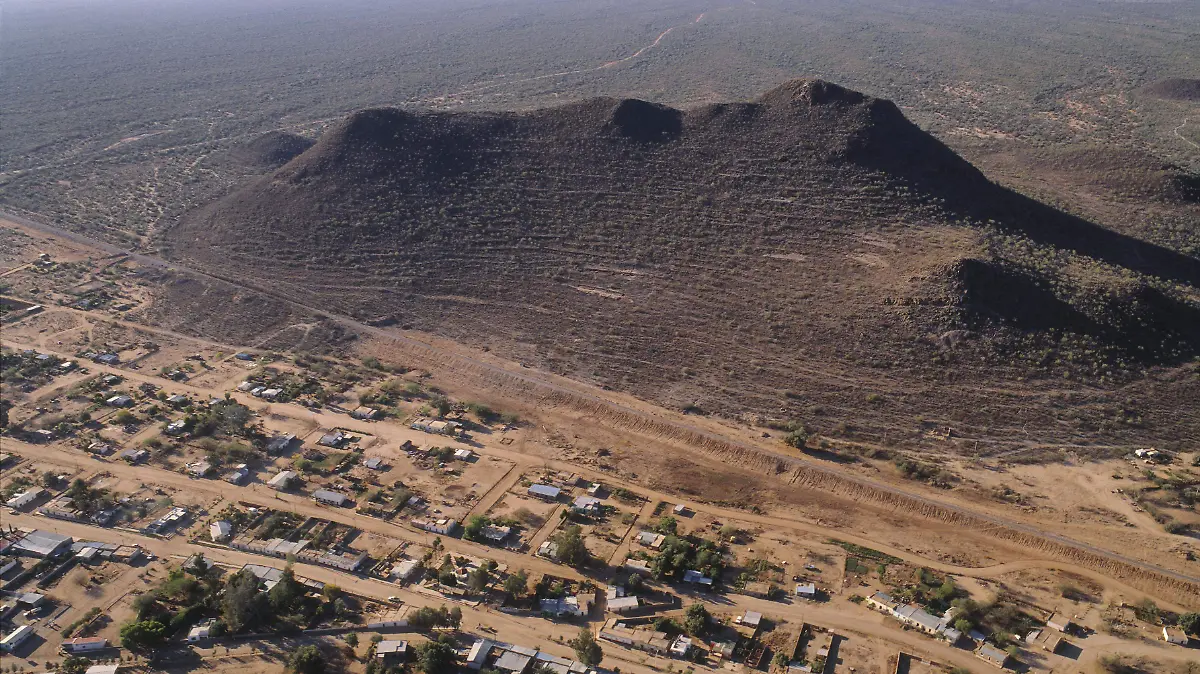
[607,596,641,614]
[571,495,602,515]
[187,620,215,642]
[266,433,296,454]
[352,406,381,420]
[224,465,250,484]
[669,636,693,658]
[106,394,133,407]
[61,637,108,653]
[528,484,561,501]
[267,470,298,491]
[623,559,652,576]
[5,488,46,511]
[187,461,213,478]
[13,530,73,558]
[17,593,45,608]
[481,525,513,543]
[313,489,350,507]
[364,457,386,470]
[118,448,147,463]
[795,583,816,599]
[376,640,409,664]
[637,531,666,549]
[976,644,1009,669]
[390,559,422,582]
[210,520,232,541]
[1163,626,1190,645]
[1046,612,1074,633]
[537,541,559,559]
[318,430,347,448]
[1,625,35,653]
[412,517,458,535]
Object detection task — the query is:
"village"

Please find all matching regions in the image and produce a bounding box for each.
[2,244,1199,674]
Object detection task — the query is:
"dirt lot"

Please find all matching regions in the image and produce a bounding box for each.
[0,556,152,665]
[827,632,895,674]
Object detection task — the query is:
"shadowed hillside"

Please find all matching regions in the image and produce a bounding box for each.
[229,131,315,170]
[167,79,1200,451]
[1142,78,1200,102]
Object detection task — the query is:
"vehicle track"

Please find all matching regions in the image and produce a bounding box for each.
[3,209,1198,608]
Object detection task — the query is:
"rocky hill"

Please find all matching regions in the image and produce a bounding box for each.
[167,79,1200,452]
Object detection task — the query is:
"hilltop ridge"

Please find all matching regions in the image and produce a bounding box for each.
[167,79,1200,450]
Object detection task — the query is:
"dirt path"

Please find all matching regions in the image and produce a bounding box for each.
[1174,117,1200,150]
[428,11,710,104]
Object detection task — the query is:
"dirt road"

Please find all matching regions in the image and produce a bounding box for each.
[2,331,1196,613]
[0,511,981,673]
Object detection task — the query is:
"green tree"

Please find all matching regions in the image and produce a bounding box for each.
[934,579,959,602]
[553,525,590,568]
[684,603,711,636]
[625,573,644,594]
[463,514,489,542]
[784,428,809,449]
[569,628,603,666]
[954,618,973,633]
[504,570,528,597]
[655,516,678,535]
[467,567,490,593]
[120,620,167,652]
[1133,598,1159,623]
[447,606,463,629]
[345,632,359,649]
[289,645,326,674]
[60,656,91,674]
[268,565,305,613]
[417,636,458,674]
[1179,612,1200,635]
[221,568,268,633]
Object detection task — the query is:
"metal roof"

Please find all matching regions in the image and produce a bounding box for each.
[528,484,561,498]
[14,530,72,557]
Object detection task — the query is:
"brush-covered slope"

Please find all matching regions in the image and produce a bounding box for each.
[169,79,1200,450]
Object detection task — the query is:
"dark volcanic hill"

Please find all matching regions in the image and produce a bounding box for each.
[1142,78,1200,101]
[228,131,315,169]
[168,79,1200,451]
